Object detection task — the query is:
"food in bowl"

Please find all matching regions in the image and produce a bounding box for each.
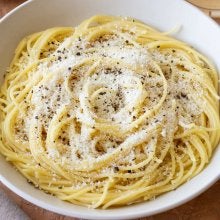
[0,15,219,208]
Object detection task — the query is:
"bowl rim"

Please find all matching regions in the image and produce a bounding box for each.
[0,0,220,219]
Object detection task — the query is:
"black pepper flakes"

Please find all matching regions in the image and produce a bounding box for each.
[176,94,181,99]
[114,167,119,172]
[180,92,187,98]
[118,69,122,74]
[99,92,106,95]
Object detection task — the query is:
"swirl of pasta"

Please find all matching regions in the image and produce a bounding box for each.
[0,15,219,208]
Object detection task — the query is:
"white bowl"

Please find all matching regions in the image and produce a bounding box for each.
[0,0,220,219]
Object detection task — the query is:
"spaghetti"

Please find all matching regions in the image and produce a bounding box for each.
[0,15,219,208]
